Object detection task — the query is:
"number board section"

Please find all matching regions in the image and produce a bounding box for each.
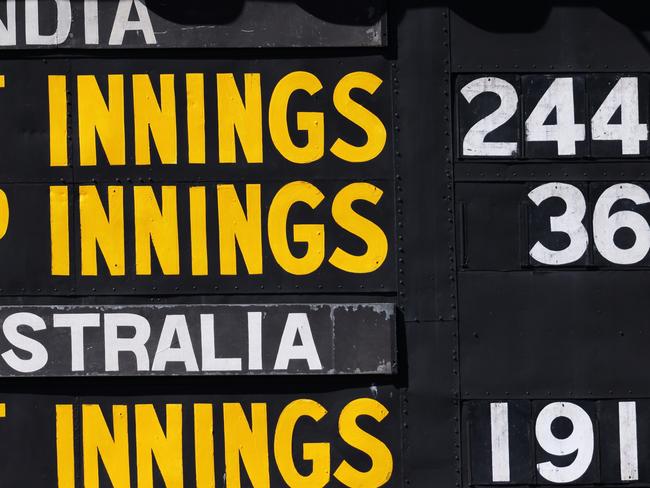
[454,77,650,487]
[457,181,650,269]
[463,399,650,485]
[456,74,650,160]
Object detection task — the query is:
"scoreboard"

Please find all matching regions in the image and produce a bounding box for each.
[0,1,646,487]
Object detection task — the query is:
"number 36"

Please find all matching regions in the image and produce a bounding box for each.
[529,182,650,265]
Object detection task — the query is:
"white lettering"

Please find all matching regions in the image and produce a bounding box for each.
[1,312,48,373]
[25,0,71,45]
[53,313,100,372]
[109,0,156,46]
[152,314,199,372]
[274,313,322,371]
[104,313,150,372]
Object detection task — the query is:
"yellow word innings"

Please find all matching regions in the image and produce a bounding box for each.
[55,399,394,487]
[49,182,388,277]
[48,71,387,166]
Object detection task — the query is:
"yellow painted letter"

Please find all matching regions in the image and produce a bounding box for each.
[187,73,206,164]
[56,404,75,488]
[223,403,270,488]
[269,72,323,163]
[274,399,329,487]
[194,404,215,488]
[217,73,263,163]
[83,405,129,488]
[334,399,393,487]
[78,75,125,166]
[331,72,386,162]
[329,183,387,273]
[217,184,262,275]
[268,181,324,275]
[50,186,70,276]
[190,186,208,276]
[133,74,177,165]
[79,186,125,276]
[134,186,180,275]
[49,75,68,166]
[135,404,183,488]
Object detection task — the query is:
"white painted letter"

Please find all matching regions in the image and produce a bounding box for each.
[0,0,16,46]
[104,313,150,372]
[490,402,510,482]
[2,312,48,373]
[248,311,262,370]
[152,315,198,372]
[53,313,100,372]
[274,313,322,370]
[619,401,639,481]
[25,0,72,45]
[199,314,241,372]
[109,0,156,46]
[84,0,99,44]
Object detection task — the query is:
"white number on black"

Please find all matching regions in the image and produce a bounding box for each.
[592,77,648,155]
[535,402,594,484]
[528,183,588,265]
[593,183,650,265]
[525,78,586,156]
[490,402,511,482]
[619,402,639,481]
[461,77,518,157]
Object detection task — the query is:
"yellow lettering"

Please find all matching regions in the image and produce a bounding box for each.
[134,186,179,275]
[186,73,206,164]
[269,72,324,163]
[82,405,130,488]
[223,403,270,488]
[50,186,70,276]
[274,400,329,487]
[331,72,386,162]
[217,184,262,275]
[334,399,393,487]
[190,186,208,276]
[133,74,177,165]
[217,73,263,163]
[268,181,324,275]
[56,404,75,488]
[78,75,125,166]
[49,75,68,166]
[194,404,215,488]
[135,404,183,488]
[329,183,387,273]
[79,186,125,276]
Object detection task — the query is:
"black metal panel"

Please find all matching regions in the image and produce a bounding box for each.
[450,4,650,72]
[459,270,650,398]
[404,321,460,488]
[456,183,525,271]
[396,3,456,322]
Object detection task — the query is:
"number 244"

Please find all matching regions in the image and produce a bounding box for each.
[462,77,647,156]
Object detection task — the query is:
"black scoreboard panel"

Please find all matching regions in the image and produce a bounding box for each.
[452,4,650,488]
[2,2,650,487]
